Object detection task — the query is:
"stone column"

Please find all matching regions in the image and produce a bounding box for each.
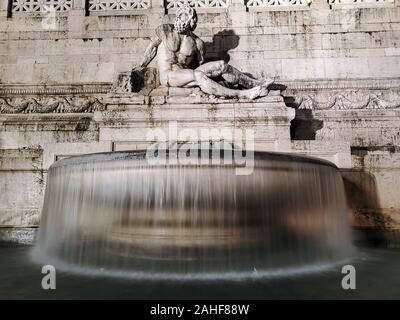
[152,0,166,14]
[68,0,86,38]
[0,0,10,17]
[310,0,331,9]
[72,0,86,12]
[229,0,247,12]
[228,0,251,29]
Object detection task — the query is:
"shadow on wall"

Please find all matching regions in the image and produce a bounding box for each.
[341,168,400,246]
[204,29,240,63]
[341,169,386,228]
[285,105,324,140]
[282,96,324,140]
[203,30,286,89]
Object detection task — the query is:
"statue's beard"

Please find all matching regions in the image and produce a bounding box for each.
[174,21,193,33]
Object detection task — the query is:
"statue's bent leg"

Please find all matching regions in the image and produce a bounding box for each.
[166,69,268,100]
[196,61,227,78]
[166,69,197,87]
[193,70,268,100]
[196,60,274,89]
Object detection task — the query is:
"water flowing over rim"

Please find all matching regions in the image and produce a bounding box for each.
[49,149,338,169]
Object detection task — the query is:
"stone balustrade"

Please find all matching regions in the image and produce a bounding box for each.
[246,0,312,9]
[11,0,73,12]
[4,0,398,16]
[88,0,152,11]
[165,0,230,9]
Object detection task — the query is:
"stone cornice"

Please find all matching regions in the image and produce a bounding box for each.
[0,84,111,96]
[282,78,400,91]
[1,78,399,96]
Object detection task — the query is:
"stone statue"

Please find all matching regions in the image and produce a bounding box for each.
[133,5,274,100]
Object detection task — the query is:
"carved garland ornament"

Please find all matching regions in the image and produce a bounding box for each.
[0,97,105,114]
[295,93,400,110]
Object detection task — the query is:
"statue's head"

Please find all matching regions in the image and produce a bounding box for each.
[174,5,197,33]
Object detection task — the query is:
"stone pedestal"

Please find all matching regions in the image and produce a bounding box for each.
[96,93,295,152]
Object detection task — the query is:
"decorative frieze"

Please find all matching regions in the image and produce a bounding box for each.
[2,91,399,114]
[1,80,399,113]
[165,0,229,9]
[88,0,151,11]
[295,91,400,110]
[0,97,105,114]
[12,0,73,12]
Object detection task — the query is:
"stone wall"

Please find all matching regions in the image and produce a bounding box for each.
[0,1,400,84]
[1,0,400,229]
[285,86,400,229]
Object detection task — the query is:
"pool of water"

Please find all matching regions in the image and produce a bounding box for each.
[0,240,399,299]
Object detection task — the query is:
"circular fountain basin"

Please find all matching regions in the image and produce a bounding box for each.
[34,147,352,278]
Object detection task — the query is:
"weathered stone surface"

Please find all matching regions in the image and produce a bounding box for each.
[111,67,159,94]
[307,108,400,229]
[98,94,295,151]
[0,148,44,226]
[1,7,400,83]
[313,109,400,147]
[290,140,351,168]
[1,4,400,229]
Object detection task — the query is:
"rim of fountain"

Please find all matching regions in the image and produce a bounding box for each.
[49,149,338,170]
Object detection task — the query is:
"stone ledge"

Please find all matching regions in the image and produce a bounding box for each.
[106,90,284,106]
[0,227,37,244]
[0,113,96,122]
[0,84,111,95]
[42,142,112,169]
[313,109,400,119]
[1,78,399,96]
[330,2,396,10]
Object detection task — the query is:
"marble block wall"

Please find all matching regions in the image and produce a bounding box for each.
[0,1,400,229]
[0,2,399,84]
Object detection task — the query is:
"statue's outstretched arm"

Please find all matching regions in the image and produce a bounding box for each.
[137,37,162,69]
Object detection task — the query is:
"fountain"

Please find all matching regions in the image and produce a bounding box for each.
[32,6,352,279]
[34,143,352,279]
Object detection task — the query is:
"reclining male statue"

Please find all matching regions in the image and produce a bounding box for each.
[133,5,274,100]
